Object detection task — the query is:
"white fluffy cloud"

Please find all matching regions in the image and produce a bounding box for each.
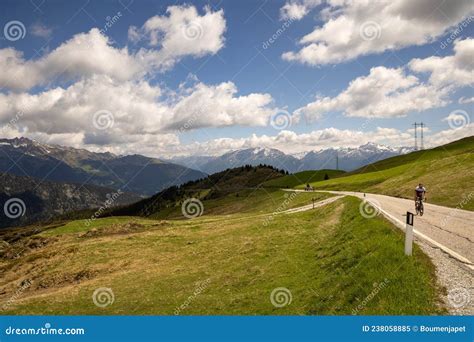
[0,75,275,144]
[409,38,474,88]
[0,4,279,154]
[156,127,413,156]
[130,5,226,59]
[295,39,473,120]
[282,0,474,66]
[0,30,141,91]
[0,5,226,91]
[152,125,474,157]
[295,66,447,120]
[280,0,321,21]
[165,82,273,130]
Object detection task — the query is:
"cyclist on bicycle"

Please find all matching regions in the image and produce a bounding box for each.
[414,183,427,204]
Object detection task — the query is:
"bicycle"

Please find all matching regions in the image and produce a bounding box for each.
[415,197,424,216]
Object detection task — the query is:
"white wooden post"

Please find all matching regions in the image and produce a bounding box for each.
[405,211,414,256]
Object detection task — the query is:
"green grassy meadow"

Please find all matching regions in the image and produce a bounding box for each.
[0,190,444,315]
[263,170,346,188]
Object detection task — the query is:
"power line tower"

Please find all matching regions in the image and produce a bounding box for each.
[412,123,418,151]
[413,122,426,150]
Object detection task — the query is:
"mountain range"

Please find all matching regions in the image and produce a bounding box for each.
[0,173,140,228]
[0,137,413,228]
[168,143,414,174]
[0,137,206,196]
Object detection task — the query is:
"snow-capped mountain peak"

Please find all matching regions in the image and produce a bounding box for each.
[169,143,414,174]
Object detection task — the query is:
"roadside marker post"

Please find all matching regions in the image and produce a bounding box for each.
[405,211,414,256]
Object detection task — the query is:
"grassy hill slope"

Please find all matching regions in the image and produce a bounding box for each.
[263,169,345,188]
[298,137,474,210]
[106,165,288,218]
[0,195,443,315]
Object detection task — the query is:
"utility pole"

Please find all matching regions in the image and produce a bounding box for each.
[336,151,339,170]
[412,123,418,151]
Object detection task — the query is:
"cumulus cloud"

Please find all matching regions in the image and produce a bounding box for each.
[0,75,276,145]
[159,124,472,157]
[280,0,321,21]
[141,127,412,157]
[409,38,474,88]
[0,5,226,91]
[295,39,473,120]
[130,5,225,56]
[295,66,447,120]
[0,29,142,91]
[165,82,273,130]
[0,4,279,153]
[282,0,474,66]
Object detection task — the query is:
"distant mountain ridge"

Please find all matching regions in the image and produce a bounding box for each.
[169,143,414,174]
[299,142,415,171]
[0,137,206,196]
[0,173,140,228]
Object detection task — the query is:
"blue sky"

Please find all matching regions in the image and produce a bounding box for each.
[0,0,473,156]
